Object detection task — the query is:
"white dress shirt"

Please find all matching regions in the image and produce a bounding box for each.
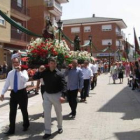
[82,67,93,80]
[93,64,98,73]
[1,69,29,95]
[88,63,94,74]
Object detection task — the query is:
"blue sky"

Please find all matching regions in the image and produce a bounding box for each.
[62,0,140,45]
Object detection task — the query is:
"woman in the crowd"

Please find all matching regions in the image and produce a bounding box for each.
[118,62,124,84]
[125,62,130,77]
[110,63,118,84]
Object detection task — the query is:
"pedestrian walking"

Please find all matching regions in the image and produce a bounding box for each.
[81,61,93,102]
[38,58,66,139]
[110,63,118,84]
[118,62,124,84]
[65,59,83,119]
[0,58,30,135]
[125,62,130,77]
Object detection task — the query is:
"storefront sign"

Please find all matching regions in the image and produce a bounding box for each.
[97,53,114,57]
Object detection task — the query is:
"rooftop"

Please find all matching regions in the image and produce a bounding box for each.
[62,16,127,29]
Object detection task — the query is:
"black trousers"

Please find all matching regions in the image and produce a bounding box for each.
[91,73,97,89]
[67,89,78,116]
[81,79,90,99]
[9,89,29,132]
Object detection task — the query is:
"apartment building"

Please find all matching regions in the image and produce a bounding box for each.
[0,0,30,68]
[63,15,127,60]
[0,0,11,64]
[27,0,69,36]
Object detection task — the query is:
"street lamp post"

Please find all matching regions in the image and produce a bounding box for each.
[108,42,111,72]
[57,19,63,43]
[88,35,92,56]
[118,40,121,61]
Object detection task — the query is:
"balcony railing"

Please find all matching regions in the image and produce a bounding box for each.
[116,32,125,40]
[11,28,27,42]
[47,0,62,12]
[11,0,30,16]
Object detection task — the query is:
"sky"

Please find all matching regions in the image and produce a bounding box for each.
[62,0,140,45]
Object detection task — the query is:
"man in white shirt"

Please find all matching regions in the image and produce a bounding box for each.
[81,61,93,102]
[0,58,29,135]
[91,61,98,89]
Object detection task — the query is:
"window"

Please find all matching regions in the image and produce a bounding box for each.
[102,39,112,45]
[17,0,22,7]
[71,27,80,33]
[84,26,91,32]
[0,15,5,26]
[116,27,120,33]
[102,25,112,31]
[116,40,120,46]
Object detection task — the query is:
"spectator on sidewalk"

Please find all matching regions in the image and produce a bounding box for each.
[65,59,83,119]
[3,61,8,79]
[125,62,130,77]
[110,63,118,84]
[81,61,93,102]
[0,64,3,75]
[0,58,30,136]
[118,62,124,84]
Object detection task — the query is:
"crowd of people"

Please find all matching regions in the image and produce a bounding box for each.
[0,56,100,139]
[1,53,140,139]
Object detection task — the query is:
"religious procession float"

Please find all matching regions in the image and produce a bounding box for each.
[26,19,94,69]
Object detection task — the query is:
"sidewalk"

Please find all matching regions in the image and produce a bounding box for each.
[1,74,140,140]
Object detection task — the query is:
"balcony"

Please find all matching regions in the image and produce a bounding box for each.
[11,28,27,42]
[11,0,29,16]
[46,0,62,16]
[116,32,125,40]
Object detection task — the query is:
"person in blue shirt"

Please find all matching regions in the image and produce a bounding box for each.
[65,59,84,118]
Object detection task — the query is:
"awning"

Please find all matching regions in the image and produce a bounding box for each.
[21,57,28,62]
[4,48,27,56]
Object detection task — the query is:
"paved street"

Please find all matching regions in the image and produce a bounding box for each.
[1,74,140,140]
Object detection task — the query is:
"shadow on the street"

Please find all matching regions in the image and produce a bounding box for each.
[19,131,58,140]
[29,113,43,121]
[114,130,140,140]
[98,86,140,120]
[0,121,45,140]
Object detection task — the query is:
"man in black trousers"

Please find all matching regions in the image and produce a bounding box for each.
[0,58,30,135]
[65,59,84,118]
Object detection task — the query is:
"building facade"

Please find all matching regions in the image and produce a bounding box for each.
[0,0,30,69]
[63,15,127,60]
[27,0,69,36]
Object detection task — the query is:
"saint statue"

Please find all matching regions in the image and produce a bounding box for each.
[42,18,56,40]
[74,35,81,51]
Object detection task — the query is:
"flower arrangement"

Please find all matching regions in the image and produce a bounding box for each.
[65,51,92,64]
[27,38,94,66]
[27,38,70,65]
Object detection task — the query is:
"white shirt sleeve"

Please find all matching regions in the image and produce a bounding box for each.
[18,70,29,83]
[90,69,93,77]
[1,73,10,95]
